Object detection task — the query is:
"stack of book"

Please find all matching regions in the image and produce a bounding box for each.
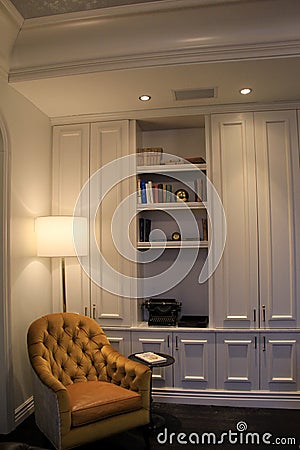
[136,148,163,166]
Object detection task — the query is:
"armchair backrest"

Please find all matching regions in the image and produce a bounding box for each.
[27,312,112,387]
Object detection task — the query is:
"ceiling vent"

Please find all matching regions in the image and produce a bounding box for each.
[173,87,216,101]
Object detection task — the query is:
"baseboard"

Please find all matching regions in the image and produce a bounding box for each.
[14,396,34,427]
[152,388,300,410]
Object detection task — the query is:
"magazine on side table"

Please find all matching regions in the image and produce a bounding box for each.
[134,352,167,364]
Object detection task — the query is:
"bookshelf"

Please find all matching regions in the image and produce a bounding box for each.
[135,117,209,320]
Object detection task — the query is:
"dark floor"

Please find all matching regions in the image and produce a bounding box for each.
[1,402,300,449]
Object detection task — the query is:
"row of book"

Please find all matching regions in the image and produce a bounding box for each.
[137,179,206,204]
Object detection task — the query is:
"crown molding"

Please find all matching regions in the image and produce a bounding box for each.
[0,0,23,81]
[0,0,23,26]
[9,0,300,82]
[9,39,300,83]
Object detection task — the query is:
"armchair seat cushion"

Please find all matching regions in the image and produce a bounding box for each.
[66,381,143,427]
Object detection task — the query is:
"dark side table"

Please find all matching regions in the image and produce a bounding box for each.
[128,352,175,429]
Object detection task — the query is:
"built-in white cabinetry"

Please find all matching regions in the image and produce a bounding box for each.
[254,111,300,329]
[52,120,136,325]
[173,330,215,390]
[217,331,300,392]
[211,110,300,329]
[105,328,132,356]
[131,329,215,390]
[131,330,173,388]
[52,124,90,314]
[51,108,300,408]
[89,121,136,327]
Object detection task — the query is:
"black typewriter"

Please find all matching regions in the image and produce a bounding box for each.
[143,298,182,326]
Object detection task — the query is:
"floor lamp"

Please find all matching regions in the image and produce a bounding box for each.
[35,216,88,312]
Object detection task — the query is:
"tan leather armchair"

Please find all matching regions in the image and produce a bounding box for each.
[27,313,151,450]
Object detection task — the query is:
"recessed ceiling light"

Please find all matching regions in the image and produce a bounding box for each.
[239,88,253,95]
[139,94,151,101]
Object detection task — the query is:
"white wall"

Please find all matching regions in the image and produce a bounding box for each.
[0,77,52,428]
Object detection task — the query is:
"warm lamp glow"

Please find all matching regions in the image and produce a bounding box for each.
[35,216,88,257]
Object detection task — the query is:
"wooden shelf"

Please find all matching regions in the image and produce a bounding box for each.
[137,201,207,211]
[137,240,209,249]
[137,163,206,174]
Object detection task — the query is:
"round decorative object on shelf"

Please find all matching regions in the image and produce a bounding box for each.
[172,232,181,241]
[175,189,189,202]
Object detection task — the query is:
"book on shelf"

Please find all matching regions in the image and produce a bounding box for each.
[140,180,147,204]
[145,219,151,241]
[165,184,173,202]
[137,177,142,204]
[194,178,207,202]
[134,352,167,364]
[139,218,151,242]
[158,183,164,203]
[202,218,208,241]
[186,156,206,164]
[146,180,154,203]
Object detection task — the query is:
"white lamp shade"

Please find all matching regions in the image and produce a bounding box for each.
[35,216,88,257]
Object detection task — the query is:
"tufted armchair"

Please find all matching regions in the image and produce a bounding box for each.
[27,313,151,450]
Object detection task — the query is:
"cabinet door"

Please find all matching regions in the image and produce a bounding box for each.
[52,124,90,314]
[90,121,137,326]
[216,333,259,390]
[211,113,259,328]
[173,332,215,389]
[260,333,300,391]
[131,331,173,388]
[255,110,300,328]
[104,329,132,356]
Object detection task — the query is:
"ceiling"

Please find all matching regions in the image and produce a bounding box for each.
[9,0,167,19]
[7,0,300,122]
[11,57,300,120]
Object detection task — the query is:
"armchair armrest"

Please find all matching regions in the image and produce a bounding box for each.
[32,373,71,449]
[101,345,152,410]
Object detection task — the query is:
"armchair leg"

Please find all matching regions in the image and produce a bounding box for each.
[142,424,151,450]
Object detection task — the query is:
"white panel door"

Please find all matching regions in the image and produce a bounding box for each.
[216,332,259,390]
[105,329,132,356]
[255,110,300,328]
[210,113,259,328]
[260,332,300,391]
[131,331,173,388]
[52,124,90,314]
[90,120,136,327]
[173,332,215,389]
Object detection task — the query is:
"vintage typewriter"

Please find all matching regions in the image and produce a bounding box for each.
[143,298,182,326]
